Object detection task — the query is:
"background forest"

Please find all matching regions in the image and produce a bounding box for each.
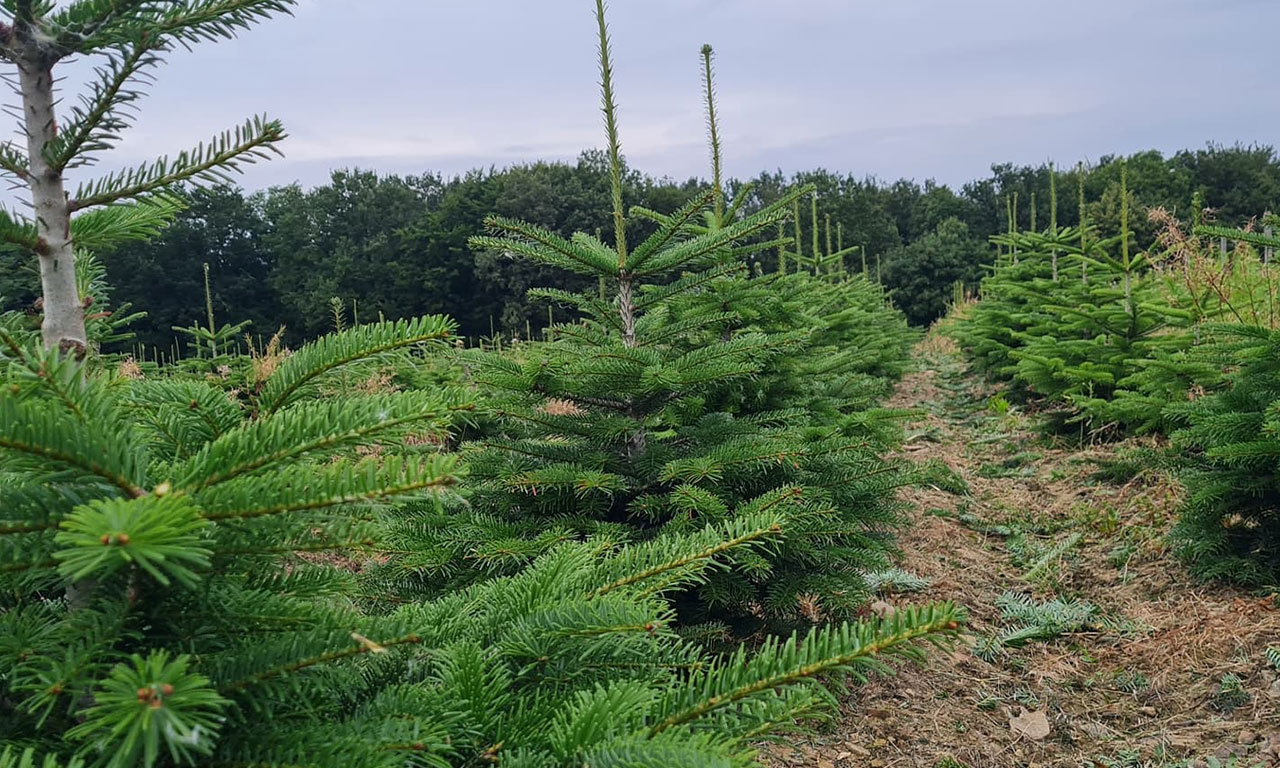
[2,144,1275,347]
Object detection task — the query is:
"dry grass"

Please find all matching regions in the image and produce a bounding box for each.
[769,335,1280,768]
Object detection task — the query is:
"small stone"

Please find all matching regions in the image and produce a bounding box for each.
[1269,678,1280,699]
[1137,706,1157,716]
[1242,731,1260,745]
[869,600,896,619]
[1009,708,1051,740]
[1216,744,1246,760]
[1080,722,1113,739]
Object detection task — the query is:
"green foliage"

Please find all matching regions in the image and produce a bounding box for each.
[0,0,292,350]
[882,217,987,327]
[0,5,966,764]
[973,592,1117,661]
[0,306,964,766]
[952,174,1280,583]
[952,164,1221,435]
[1169,324,1280,586]
[430,18,918,632]
[67,148,1280,349]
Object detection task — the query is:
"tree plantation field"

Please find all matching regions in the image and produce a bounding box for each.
[0,2,1277,768]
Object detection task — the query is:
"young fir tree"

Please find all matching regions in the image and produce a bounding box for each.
[0,298,962,766]
[641,46,913,419]
[0,0,290,354]
[636,46,923,620]
[1009,162,1188,432]
[1090,207,1278,433]
[439,19,913,632]
[951,165,1081,384]
[953,162,1204,435]
[1168,322,1280,586]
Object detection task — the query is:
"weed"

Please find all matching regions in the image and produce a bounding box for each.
[977,454,1039,478]
[1108,542,1138,569]
[1007,531,1082,587]
[958,512,1015,537]
[1074,502,1121,535]
[1111,668,1151,694]
[1094,749,1143,768]
[864,568,931,594]
[1210,673,1250,712]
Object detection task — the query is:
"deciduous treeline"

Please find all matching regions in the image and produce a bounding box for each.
[4,145,1271,347]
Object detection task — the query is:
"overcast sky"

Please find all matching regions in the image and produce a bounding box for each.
[39,0,1280,194]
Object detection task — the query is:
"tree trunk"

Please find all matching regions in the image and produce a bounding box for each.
[618,275,636,348]
[615,274,646,459]
[18,58,85,354]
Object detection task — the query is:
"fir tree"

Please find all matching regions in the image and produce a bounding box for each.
[1168,323,1280,586]
[0,302,963,765]
[445,19,916,631]
[0,0,290,354]
[953,162,1206,435]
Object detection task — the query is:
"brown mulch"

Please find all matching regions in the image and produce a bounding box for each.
[770,335,1280,768]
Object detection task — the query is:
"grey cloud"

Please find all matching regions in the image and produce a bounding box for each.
[16,0,1280,197]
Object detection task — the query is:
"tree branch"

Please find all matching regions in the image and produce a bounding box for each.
[48,0,159,55]
[68,115,285,211]
[149,0,295,44]
[0,140,29,180]
[46,43,157,171]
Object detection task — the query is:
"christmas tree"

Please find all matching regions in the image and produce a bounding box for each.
[446,23,916,631]
[0,0,290,355]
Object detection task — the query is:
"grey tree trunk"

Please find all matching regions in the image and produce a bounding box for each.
[18,58,86,354]
[618,276,636,348]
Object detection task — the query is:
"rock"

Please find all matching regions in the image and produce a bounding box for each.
[1080,722,1113,739]
[869,600,896,619]
[1137,706,1158,716]
[1009,707,1051,740]
[1215,744,1246,760]
[1269,678,1280,699]
[1242,730,1260,745]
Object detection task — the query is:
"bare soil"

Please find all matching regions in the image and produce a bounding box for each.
[771,335,1280,768]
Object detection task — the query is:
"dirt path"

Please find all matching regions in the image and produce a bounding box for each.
[774,336,1280,768]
